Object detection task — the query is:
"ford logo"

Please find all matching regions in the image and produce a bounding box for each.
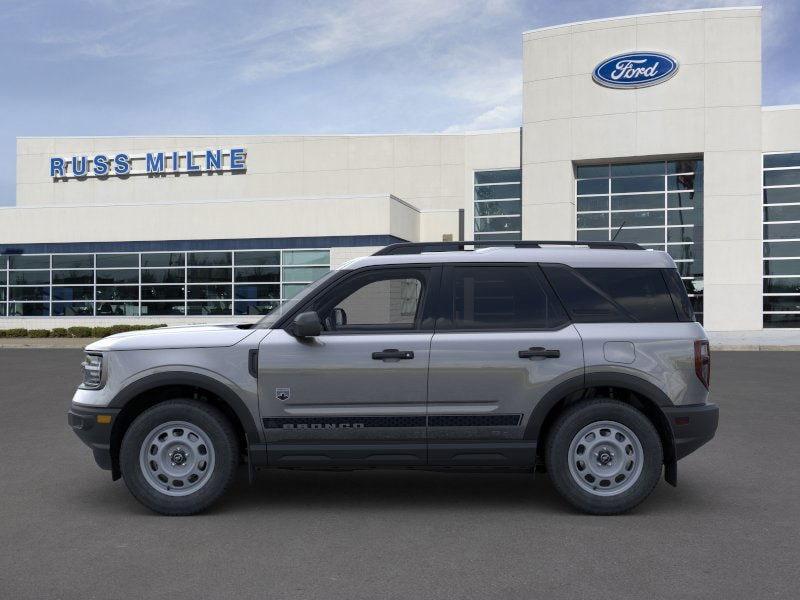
[593,52,678,89]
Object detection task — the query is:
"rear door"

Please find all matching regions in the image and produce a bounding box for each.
[427,263,584,467]
[258,265,439,466]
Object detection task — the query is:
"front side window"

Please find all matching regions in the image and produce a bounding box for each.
[442,265,567,330]
[311,269,431,332]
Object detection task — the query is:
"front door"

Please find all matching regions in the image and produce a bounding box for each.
[258,265,439,466]
[427,264,584,466]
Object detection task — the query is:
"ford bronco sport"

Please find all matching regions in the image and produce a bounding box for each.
[68,241,718,515]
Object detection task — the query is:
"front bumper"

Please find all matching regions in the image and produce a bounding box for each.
[68,405,121,471]
[664,402,719,460]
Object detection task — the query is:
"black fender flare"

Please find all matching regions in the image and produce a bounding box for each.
[523,372,677,481]
[108,371,261,441]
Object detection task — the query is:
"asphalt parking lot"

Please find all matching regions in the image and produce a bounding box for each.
[0,349,798,600]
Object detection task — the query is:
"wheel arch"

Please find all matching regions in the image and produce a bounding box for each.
[108,372,260,480]
[526,373,678,485]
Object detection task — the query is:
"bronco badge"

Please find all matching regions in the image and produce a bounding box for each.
[275,388,290,401]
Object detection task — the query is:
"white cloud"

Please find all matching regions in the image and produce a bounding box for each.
[443,102,521,132]
[236,0,479,81]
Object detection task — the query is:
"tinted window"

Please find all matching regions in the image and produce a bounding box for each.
[444,266,567,330]
[142,268,185,283]
[188,252,231,267]
[542,265,628,323]
[9,255,48,269]
[10,271,50,285]
[53,270,93,284]
[234,251,279,266]
[52,254,93,269]
[577,268,678,322]
[141,253,185,267]
[96,254,138,268]
[96,269,138,284]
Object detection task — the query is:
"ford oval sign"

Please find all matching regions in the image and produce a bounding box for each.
[593,52,678,89]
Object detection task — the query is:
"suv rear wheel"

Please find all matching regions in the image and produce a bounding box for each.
[545,399,662,515]
[120,400,239,515]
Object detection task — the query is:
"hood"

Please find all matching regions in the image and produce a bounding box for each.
[85,324,259,352]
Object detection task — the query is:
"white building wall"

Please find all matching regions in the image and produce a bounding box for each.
[0,194,418,245]
[763,106,800,151]
[521,7,763,331]
[15,130,520,246]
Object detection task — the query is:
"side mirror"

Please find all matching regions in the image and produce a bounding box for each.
[332,307,348,328]
[291,311,322,338]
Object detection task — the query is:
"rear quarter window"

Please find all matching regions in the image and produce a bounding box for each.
[541,265,682,323]
[576,268,678,322]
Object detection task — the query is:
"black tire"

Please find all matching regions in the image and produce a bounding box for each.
[120,399,239,515]
[545,399,663,515]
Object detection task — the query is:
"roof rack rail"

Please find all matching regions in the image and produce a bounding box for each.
[373,240,643,256]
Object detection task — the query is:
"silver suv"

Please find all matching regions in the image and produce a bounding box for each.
[68,241,718,515]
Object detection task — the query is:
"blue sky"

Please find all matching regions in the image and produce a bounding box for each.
[1,0,798,206]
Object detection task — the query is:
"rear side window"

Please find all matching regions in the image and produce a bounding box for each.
[542,265,681,323]
[541,265,628,323]
[442,265,568,330]
[577,269,678,322]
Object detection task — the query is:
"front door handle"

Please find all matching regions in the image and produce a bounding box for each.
[372,349,414,360]
[518,347,560,359]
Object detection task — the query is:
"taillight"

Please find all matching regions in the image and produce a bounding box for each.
[694,340,711,389]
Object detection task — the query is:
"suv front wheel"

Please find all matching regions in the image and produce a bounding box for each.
[545,399,663,515]
[120,399,239,515]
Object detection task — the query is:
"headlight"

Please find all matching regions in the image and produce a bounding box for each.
[81,353,104,389]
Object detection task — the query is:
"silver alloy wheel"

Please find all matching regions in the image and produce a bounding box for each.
[138,420,216,497]
[567,420,644,496]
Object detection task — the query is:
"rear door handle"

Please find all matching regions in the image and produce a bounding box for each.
[372,349,414,360]
[518,347,560,359]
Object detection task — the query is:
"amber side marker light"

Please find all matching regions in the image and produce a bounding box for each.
[96,415,112,425]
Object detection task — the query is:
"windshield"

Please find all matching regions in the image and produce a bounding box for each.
[255,269,340,329]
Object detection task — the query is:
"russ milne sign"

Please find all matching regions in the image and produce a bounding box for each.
[49,148,246,179]
[592,52,678,89]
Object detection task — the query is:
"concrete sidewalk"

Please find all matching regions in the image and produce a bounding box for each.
[0,338,98,348]
[707,330,800,351]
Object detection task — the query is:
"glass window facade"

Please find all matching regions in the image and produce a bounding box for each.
[0,248,330,318]
[576,159,704,321]
[474,169,521,242]
[763,153,800,328]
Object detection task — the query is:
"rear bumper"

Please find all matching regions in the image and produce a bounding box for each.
[68,405,121,471]
[664,402,719,460]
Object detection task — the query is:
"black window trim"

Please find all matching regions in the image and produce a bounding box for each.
[435,262,572,333]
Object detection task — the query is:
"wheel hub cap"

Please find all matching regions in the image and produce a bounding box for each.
[596,448,614,466]
[170,448,188,465]
[138,421,216,497]
[567,420,644,497]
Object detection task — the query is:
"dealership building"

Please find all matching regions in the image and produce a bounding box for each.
[2,5,799,332]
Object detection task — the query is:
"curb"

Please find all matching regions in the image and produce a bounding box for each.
[710,344,800,351]
[0,338,99,349]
